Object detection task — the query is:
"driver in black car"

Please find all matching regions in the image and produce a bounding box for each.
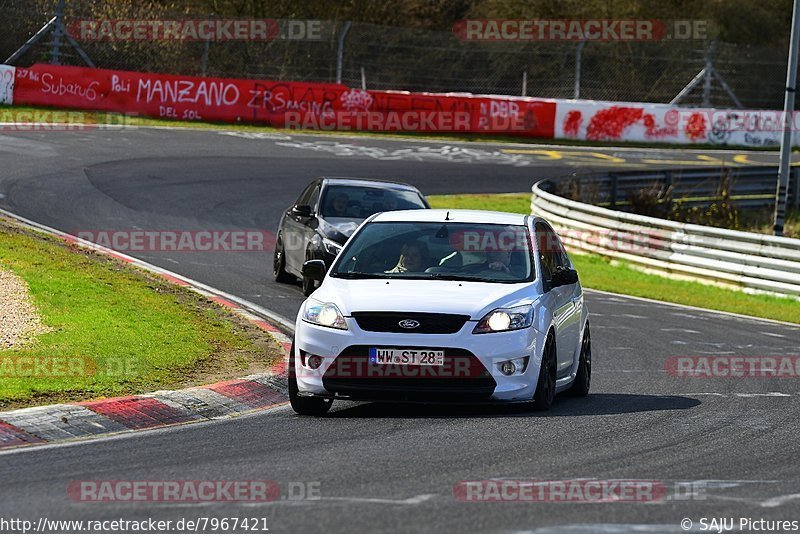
[327,193,350,217]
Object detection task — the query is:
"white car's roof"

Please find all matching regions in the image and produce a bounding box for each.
[371,209,528,225]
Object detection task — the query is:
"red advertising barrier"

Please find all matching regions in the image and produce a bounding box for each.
[12,64,346,124]
[10,64,555,137]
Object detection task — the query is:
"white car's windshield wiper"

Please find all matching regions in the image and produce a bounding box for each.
[426,273,508,283]
[331,271,392,279]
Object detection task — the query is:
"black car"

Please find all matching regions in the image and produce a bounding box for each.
[273,177,430,295]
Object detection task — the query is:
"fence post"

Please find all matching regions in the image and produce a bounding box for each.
[360,67,366,90]
[201,16,212,76]
[702,40,718,107]
[335,21,352,84]
[793,166,800,211]
[49,0,65,64]
[521,70,527,97]
[574,41,585,99]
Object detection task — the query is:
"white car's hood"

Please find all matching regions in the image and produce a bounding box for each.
[313,278,535,319]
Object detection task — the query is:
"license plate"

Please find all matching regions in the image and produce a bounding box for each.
[369,348,445,366]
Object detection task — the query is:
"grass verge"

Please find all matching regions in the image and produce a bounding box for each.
[0,218,283,410]
[0,103,786,151]
[428,194,800,324]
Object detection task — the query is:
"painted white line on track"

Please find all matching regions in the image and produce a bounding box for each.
[688,392,793,398]
[585,288,800,329]
[760,492,800,508]
[239,494,438,507]
[760,332,787,338]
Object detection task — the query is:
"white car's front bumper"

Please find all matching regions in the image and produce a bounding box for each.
[293,315,547,402]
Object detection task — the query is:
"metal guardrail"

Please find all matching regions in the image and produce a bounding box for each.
[531,168,800,298]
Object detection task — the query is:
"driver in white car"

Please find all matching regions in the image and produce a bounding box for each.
[386,241,430,273]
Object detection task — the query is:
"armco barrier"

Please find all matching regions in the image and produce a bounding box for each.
[531,176,800,298]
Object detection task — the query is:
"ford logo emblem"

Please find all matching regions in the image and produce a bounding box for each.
[398,319,420,329]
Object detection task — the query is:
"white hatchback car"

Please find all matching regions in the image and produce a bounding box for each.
[289,209,591,415]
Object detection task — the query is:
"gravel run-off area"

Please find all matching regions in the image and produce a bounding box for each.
[0,267,51,349]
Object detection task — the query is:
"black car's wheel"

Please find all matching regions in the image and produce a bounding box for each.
[301,250,318,296]
[288,341,333,416]
[301,274,316,296]
[532,333,557,411]
[273,235,294,283]
[569,324,591,397]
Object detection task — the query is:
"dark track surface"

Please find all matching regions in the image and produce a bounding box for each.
[0,128,798,533]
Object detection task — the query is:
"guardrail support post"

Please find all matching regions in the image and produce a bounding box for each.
[664,170,673,210]
[609,174,618,209]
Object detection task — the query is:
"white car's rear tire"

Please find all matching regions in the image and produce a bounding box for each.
[569,325,591,397]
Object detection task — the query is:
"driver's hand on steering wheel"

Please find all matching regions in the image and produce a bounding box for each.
[488,262,511,273]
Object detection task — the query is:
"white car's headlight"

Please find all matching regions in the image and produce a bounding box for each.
[302,299,348,330]
[322,237,343,256]
[473,304,533,334]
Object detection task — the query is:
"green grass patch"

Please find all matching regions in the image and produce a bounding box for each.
[428,193,800,324]
[0,219,283,409]
[428,192,532,213]
[0,103,787,151]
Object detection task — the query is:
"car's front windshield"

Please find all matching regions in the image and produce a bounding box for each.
[321,185,426,219]
[330,221,534,283]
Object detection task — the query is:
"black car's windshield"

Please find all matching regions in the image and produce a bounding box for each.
[321,185,426,219]
[331,222,534,283]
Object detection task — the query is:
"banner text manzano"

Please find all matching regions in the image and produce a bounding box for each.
[10,64,556,138]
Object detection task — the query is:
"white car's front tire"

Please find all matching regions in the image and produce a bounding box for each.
[532,333,557,411]
[288,341,333,416]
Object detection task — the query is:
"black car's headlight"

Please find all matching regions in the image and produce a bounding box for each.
[302,299,348,330]
[322,237,343,256]
[473,305,533,334]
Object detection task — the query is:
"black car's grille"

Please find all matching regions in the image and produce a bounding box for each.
[322,345,496,401]
[351,312,470,334]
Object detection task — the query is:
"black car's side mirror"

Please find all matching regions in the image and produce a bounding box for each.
[292,204,313,218]
[302,259,327,283]
[550,267,579,288]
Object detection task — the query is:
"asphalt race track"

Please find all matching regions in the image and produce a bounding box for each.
[0,128,799,533]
